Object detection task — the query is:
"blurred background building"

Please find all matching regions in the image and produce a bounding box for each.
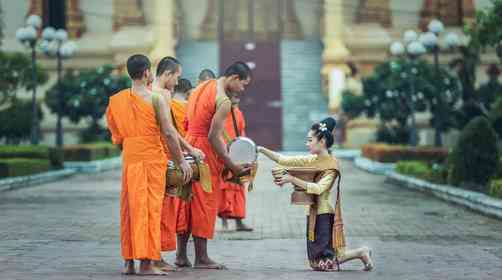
[0,0,498,150]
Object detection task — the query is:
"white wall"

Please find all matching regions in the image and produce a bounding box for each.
[476,0,495,10]
[391,0,423,30]
[295,0,322,39]
[1,0,29,38]
[179,0,209,40]
[79,0,113,34]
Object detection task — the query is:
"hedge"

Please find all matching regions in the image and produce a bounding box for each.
[489,179,502,199]
[362,143,448,163]
[395,160,448,185]
[0,145,63,168]
[63,143,120,162]
[0,158,51,178]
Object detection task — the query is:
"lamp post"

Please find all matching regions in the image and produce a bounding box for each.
[40,27,77,147]
[418,19,461,146]
[390,31,426,146]
[15,15,42,145]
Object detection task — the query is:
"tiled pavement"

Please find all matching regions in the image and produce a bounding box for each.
[0,156,501,279]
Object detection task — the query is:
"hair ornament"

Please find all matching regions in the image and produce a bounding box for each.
[319,122,328,132]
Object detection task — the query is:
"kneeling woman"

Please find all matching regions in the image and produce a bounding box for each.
[258,117,374,272]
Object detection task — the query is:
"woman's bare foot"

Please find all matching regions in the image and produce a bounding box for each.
[123,260,135,275]
[138,260,169,275]
[194,257,227,270]
[153,259,177,272]
[361,247,374,271]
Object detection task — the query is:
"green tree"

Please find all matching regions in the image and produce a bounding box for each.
[0,52,49,107]
[448,116,498,192]
[468,0,502,63]
[0,99,43,144]
[478,64,502,111]
[44,64,130,143]
[0,1,4,47]
[0,52,48,143]
[342,58,461,145]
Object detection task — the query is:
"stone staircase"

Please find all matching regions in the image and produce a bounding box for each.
[176,39,327,151]
[281,40,328,150]
[175,40,219,85]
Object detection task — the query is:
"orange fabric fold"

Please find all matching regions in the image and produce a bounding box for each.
[177,80,223,239]
[106,89,167,261]
[160,98,188,252]
[218,107,247,219]
[171,99,188,137]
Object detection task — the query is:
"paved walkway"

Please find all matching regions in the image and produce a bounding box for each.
[0,156,501,279]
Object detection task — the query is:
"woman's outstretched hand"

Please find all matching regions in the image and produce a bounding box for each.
[275,173,293,186]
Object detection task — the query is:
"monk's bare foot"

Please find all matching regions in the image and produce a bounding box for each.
[194,258,227,270]
[138,260,169,275]
[175,256,193,268]
[123,260,135,275]
[221,218,230,231]
[235,219,253,232]
[153,259,177,272]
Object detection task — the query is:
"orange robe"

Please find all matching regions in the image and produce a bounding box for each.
[106,89,167,261]
[170,99,188,137]
[218,107,247,219]
[160,98,188,252]
[178,80,225,239]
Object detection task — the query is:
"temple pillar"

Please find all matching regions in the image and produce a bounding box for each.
[149,0,177,63]
[282,0,303,40]
[321,0,350,113]
[199,0,218,40]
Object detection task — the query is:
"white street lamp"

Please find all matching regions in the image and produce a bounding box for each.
[41,27,78,147]
[444,32,461,49]
[419,32,438,48]
[428,19,445,34]
[42,27,56,41]
[26,14,42,29]
[390,41,405,56]
[55,29,68,42]
[15,14,43,145]
[407,41,426,57]
[404,30,418,44]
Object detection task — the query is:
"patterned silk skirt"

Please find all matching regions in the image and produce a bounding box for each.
[306,214,335,269]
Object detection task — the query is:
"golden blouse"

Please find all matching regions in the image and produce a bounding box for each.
[265,152,337,215]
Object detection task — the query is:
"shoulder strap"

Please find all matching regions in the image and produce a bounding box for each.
[152,92,162,126]
[230,106,240,138]
[170,107,179,131]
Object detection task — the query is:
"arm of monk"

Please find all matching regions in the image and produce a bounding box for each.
[157,93,185,165]
[259,147,317,167]
[208,99,242,173]
[178,134,205,160]
[106,106,123,150]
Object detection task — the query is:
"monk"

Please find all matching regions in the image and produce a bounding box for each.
[197,69,216,85]
[106,54,192,275]
[176,62,253,269]
[149,57,204,272]
[219,96,253,232]
[171,78,193,137]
